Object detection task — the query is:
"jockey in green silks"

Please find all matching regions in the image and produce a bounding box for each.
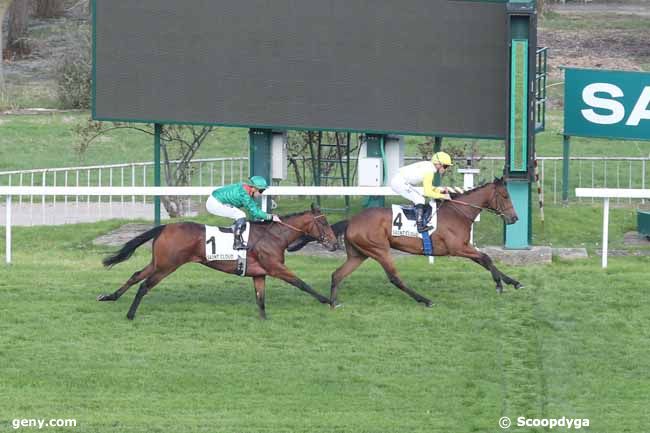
[206,176,281,250]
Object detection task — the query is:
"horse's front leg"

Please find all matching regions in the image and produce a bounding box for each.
[491,262,523,290]
[267,263,331,305]
[456,246,505,293]
[468,254,523,291]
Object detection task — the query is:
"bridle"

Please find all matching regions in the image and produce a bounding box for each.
[446,187,512,222]
[246,213,331,252]
[275,214,331,245]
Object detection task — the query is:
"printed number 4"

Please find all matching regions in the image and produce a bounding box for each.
[393,214,403,230]
[206,236,216,255]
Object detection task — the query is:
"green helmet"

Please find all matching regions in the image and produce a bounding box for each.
[247,175,269,190]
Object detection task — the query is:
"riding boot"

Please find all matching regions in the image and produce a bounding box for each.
[415,204,430,232]
[233,218,248,250]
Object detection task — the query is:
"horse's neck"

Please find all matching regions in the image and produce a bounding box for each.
[453,187,493,218]
[275,215,310,244]
[465,187,493,206]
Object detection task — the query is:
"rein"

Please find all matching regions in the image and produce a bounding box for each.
[246,214,327,251]
[448,199,502,216]
[445,192,506,221]
[275,214,326,236]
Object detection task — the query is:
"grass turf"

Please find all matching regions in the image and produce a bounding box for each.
[0,213,648,433]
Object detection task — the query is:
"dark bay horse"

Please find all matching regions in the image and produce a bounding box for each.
[97,205,338,320]
[291,178,523,306]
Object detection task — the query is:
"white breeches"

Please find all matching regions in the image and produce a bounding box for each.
[206,196,246,220]
[390,174,425,205]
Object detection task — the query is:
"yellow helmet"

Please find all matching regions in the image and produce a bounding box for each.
[431,151,453,166]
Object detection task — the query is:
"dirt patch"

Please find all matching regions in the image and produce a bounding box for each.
[539,28,649,81]
[93,223,418,259]
[550,3,650,17]
[623,231,650,246]
[537,2,650,110]
[93,223,154,248]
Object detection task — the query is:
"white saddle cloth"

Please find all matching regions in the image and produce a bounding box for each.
[204,224,249,268]
[390,202,437,238]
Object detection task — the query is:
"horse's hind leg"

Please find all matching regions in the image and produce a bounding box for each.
[268,264,331,305]
[126,266,178,320]
[330,252,367,307]
[97,263,154,301]
[357,246,432,307]
[380,260,433,307]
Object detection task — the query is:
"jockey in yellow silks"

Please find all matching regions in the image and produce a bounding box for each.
[390,151,453,232]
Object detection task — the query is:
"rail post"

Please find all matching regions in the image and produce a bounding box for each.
[562,135,570,204]
[5,195,11,264]
[602,197,609,269]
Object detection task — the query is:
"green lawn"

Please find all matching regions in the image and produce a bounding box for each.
[1,7,649,433]
[0,113,249,172]
[0,214,648,433]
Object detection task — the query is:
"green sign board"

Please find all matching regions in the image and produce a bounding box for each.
[565,68,650,141]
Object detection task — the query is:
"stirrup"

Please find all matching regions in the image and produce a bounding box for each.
[415,205,429,232]
[233,237,248,250]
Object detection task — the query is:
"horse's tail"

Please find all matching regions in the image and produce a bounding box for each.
[102,225,166,268]
[286,219,348,252]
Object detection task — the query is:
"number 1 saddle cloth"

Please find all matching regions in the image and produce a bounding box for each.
[204,224,250,276]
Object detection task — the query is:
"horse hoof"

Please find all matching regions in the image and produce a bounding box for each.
[496,287,503,295]
[126,314,135,320]
[97,294,113,301]
[514,283,524,290]
[423,300,434,308]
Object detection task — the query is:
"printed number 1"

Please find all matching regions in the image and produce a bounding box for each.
[393,214,403,230]
[206,236,216,255]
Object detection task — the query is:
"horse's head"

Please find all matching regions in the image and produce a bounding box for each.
[488,177,518,225]
[304,204,339,251]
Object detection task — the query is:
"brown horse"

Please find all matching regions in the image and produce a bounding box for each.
[290,178,522,307]
[97,205,338,320]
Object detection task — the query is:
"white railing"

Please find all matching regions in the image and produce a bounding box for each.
[424,156,650,205]
[0,157,247,225]
[575,188,650,269]
[0,157,247,183]
[2,154,649,226]
[0,186,409,264]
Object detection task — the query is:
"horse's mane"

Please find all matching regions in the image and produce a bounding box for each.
[279,210,312,219]
[250,209,311,226]
[448,177,503,199]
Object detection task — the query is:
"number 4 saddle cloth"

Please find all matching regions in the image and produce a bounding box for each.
[391,203,438,238]
[204,224,250,276]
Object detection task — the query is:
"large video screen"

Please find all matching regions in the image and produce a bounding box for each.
[94,0,508,137]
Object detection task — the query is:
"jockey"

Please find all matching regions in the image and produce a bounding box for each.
[390,151,454,232]
[206,175,281,250]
